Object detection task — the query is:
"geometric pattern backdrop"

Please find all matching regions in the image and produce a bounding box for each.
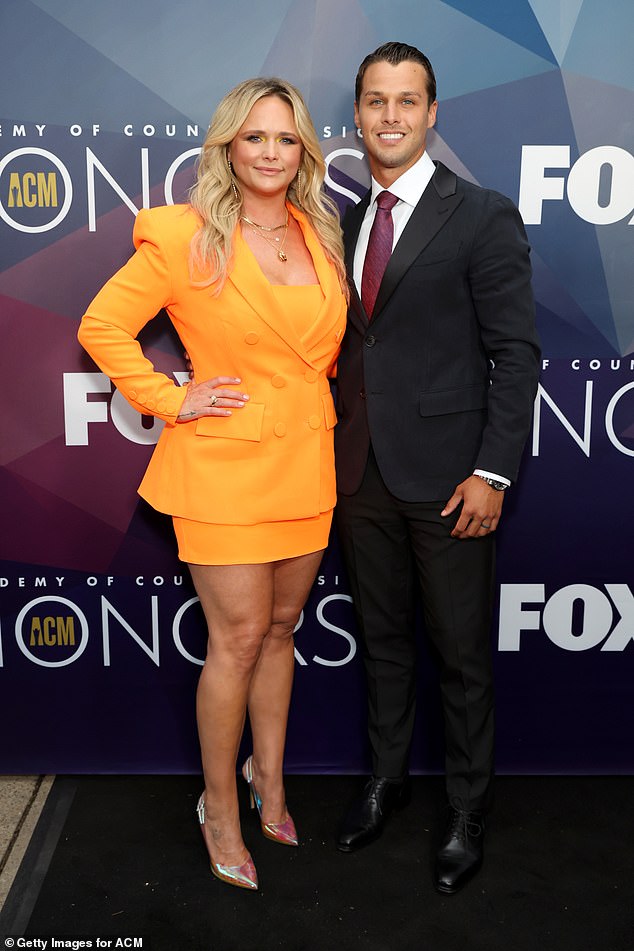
[1,0,632,773]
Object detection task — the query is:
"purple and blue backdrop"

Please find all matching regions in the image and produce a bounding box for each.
[1,0,632,773]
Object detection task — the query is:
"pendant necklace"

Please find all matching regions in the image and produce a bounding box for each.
[241,210,289,262]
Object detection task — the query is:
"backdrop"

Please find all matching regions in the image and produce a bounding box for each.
[1,0,632,774]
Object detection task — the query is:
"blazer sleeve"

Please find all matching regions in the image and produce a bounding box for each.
[77,209,187,424]
[468,192,541,481]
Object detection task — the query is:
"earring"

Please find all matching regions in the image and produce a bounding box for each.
[295,167,303,207]
[227,156,239,201]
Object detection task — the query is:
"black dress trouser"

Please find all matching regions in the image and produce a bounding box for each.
[336,448,496,811]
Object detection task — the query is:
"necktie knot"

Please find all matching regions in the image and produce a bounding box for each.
[376,190,398,212]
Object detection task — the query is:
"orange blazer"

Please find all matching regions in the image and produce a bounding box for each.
[78,203,347,524]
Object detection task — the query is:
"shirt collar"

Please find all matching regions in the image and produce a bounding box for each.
[369,150,435,209]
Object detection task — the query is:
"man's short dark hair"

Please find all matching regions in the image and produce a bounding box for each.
[355,42,437,105]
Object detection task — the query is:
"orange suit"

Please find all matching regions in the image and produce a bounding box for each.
[78,204,346,537]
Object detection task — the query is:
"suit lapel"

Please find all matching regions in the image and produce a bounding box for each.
[343,194,370,332]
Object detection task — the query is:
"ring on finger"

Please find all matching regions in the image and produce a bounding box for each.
[209,394,218,407]
[481,522,491,529]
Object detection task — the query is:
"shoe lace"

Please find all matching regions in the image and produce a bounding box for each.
[364,778,381,805]
[364,777,394,814]
[447,799,482,842]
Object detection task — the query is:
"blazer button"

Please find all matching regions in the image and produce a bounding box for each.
[245,332,260,345]
[308,415,320,429]
[274,422,287,437]
[271,374,286,388]
[129,389,138,400]
[304,368,318,383]
[365,334,376,347]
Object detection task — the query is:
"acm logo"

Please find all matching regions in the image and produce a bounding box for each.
[15,596,89,667]
[0,147,72,232]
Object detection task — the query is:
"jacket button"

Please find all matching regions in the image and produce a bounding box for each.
[359,388,366,399]
[129,389,138,400]
[271,374,286,388]
[304,368,318,383]
[308,415,320,429]
[274,422,287,437]
[245,332,259,345]
[365,335,376,347]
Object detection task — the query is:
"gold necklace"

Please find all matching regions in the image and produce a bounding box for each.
[243,218,289,262]
[240,210,288,232]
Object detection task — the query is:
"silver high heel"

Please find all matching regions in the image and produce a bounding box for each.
[242,756,298,847]
[196,794,258,890]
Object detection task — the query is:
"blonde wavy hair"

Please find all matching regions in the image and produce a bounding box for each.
[189,77,347,298]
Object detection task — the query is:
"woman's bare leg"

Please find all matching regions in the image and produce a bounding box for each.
[190,562,274,868]
[246,549,324,824]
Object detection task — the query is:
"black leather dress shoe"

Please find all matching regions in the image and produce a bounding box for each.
[434,805,485,894]
[337,776,411,852]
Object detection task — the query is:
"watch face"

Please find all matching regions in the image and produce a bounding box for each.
[479,475,506,490]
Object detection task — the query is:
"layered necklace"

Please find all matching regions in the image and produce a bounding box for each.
[240,210,289,262]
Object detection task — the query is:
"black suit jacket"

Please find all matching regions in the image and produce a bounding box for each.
[334,161,541,501]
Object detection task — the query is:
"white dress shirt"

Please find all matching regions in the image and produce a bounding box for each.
[352,150,435,293]
[352,150,510,488]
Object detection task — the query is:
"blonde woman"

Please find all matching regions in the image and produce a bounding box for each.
[78,78,347,891]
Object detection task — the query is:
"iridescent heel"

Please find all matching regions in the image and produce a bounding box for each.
[242,755,298,847]
[196,794,258,890]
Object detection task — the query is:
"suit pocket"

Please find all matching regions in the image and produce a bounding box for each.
[419,384,488,417]
[410,240,463,268]
[322,392,338,429]
[195,402,265,441]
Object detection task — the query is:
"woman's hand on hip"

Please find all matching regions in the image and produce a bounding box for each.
[177,377,249,421]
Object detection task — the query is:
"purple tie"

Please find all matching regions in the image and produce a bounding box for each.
[361,190,399,318]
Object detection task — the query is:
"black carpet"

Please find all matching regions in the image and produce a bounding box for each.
[1,775,632,951]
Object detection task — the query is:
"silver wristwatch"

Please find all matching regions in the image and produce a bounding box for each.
[477,475,508,491]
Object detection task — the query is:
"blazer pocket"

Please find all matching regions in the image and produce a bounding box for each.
[322,392,338,429]
[195,402,265,441]
[419,384,488,417]
[410,241,463,268]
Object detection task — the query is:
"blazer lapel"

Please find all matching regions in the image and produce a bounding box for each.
[343,195,370,332]
[372,162,463,322]
[295,206,344,355]
[229,205,339,365]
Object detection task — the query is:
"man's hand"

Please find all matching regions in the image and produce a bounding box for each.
[441,475,504,538]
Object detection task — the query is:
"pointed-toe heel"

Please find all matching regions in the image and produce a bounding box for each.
[242,756,298,847]
[196,794,258,891]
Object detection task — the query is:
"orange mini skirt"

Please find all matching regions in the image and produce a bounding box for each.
[172,509,333,565]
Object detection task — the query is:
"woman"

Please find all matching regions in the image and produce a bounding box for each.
[78,77,347,891]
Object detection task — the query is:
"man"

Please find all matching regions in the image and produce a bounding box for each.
[334,42,540,893]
